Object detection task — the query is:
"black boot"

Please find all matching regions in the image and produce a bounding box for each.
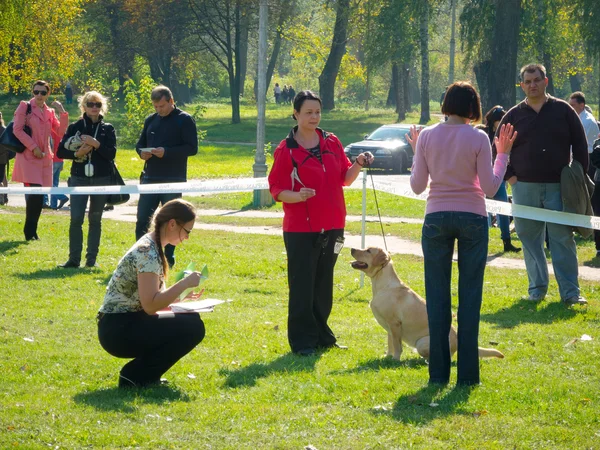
[503,238,521,253]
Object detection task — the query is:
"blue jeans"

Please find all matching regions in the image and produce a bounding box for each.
[68,175,110,264]
[135,192,182,267]
[489,181,511,240]
[50,161,68,208]
[422,211,488,385]
[510,182,579,300]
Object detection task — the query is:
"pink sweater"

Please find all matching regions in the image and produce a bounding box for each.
[410,123,508,217]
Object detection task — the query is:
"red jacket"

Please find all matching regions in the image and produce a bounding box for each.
[268,127,352,232]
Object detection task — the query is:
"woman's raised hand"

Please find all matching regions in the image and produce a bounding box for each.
[406,125,420,152]
[494,123,518,155]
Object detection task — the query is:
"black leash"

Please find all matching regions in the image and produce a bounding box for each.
[363,162,388,253]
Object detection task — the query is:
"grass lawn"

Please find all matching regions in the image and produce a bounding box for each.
[0,212,599,449]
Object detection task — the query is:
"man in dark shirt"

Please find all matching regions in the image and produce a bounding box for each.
[135,85,198,267]
[499,63,588,306]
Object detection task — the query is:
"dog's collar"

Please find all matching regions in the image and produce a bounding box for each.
[371,259,391,278]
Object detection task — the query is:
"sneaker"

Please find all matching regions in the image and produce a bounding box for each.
[562,296,588,306]
[526,293,546,302]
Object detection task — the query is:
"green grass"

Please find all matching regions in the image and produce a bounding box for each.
[1,212,599,449]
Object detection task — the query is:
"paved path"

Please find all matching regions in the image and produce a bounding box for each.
[2,193,600,282]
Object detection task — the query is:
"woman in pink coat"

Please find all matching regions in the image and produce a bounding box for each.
[12,80,68,240]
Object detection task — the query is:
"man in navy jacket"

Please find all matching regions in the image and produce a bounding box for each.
[135,85,198,267]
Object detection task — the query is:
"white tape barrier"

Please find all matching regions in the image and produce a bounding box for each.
[0,174,599,231]
[0,177,270,196]
[367,179,600,231]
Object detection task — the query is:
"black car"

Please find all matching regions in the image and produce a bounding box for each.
[344,124,415,173]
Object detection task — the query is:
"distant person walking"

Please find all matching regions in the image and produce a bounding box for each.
[288,85,296,104]
[498,64,588,306]
[274,83,282,104]
[11,80,68,241]
[65,82,73,105]
[135,85,198,268]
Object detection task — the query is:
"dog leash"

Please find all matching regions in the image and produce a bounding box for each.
[364,162,389,253]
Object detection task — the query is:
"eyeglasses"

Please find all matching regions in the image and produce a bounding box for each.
[86,102,102,108]
[33,90,48,96]
[180,224,193,235]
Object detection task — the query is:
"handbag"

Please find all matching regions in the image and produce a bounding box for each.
[0,104,32,154]
[106,161,130,206]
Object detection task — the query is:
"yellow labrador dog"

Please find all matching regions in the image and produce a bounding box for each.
[351,247,504,361]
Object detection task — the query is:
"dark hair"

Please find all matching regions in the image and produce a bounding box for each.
[292,90,322,121]
[441,81,482,121]
[569,91,586,105]
[520,64,546,81]
[151,85,173,102]
[483,105,506,141]
[152,199,196,275]
[32,80,51,94]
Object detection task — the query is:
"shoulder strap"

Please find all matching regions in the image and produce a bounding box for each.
[26,103,31,115]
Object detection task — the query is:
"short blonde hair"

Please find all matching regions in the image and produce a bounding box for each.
[78,91,109,117]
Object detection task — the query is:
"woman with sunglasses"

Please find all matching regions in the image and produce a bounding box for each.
[11,80,68,240]
[97,199,205,388]
[56,91,116,268]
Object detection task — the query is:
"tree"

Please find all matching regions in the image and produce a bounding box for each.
[188,0,255,123]
[0,0,87,93]
[574,0,600,112]
[318,0,351,110]
[488,0,521,109]
[418,0,431,124]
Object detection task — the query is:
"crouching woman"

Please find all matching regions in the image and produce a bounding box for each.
[97,199,205,388]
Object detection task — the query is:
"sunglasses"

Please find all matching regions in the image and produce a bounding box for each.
[86,102,102,108]
[33,90,48,96]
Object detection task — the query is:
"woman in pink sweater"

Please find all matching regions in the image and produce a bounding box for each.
[409,81,516,386]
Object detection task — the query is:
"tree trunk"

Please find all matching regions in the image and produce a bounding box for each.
[419,1,430,124]
[396,62,406,122]
[535,0,554,95]
[365,66,370,111]
[231,5,241,124]
[403,63,411,113]
[387,63,398,108]
[489,0,521,110]
[570,73,582,93]
[238,6,250,97]
[318,0,350,111]
[448,0,457,85]
[474,60,492,112]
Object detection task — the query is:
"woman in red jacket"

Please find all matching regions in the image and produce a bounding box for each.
[268,90,373,356]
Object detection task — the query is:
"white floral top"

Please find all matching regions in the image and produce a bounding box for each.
[99,234,165,313]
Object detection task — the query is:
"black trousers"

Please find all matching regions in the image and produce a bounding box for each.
[98,311,205,387]
[135,191,182,266]
[24,183,43,240]
[592,177,600,251]
[283,229,343,352]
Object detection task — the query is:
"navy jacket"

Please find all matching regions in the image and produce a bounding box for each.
[136,107,198,183]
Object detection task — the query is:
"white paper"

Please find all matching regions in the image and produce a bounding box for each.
[170,298,231,313]
[139,147,154,153]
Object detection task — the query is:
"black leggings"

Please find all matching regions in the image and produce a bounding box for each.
[24,183,43,240]
[98,311,205,387]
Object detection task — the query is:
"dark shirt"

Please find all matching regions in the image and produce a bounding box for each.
[57,114,117,178]
[497,96,588,183]
[136,107,198,183]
